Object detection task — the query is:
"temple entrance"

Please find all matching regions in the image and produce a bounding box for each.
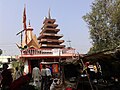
[31,60,40,71]
[64,64,79,80]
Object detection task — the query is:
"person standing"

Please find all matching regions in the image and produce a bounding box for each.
[32,66,41,87]
[41,65,47,90]
[1,63,13,90]
[96,62,102,80]
[46,65,52,90]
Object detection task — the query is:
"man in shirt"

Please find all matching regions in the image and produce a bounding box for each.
[41,65,47,90]
[46,65,52,90]
[32,66,41,87]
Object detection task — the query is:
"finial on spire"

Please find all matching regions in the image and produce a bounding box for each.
[27,19,33,30]
[48,8,51,19]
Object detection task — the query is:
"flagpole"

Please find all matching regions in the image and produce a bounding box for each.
[16,5,27,55]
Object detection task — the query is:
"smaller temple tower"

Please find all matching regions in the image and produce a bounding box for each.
[38,9,65,49]
[22,22,40,49]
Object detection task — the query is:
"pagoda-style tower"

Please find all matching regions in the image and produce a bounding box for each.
[38,10,65,49]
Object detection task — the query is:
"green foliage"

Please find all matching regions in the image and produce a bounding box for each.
[83,0,120,54]
[12,61,20,68]
[11,60,24,72]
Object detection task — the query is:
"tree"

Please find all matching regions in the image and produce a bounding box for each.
[83,0,120,54]
[0,49,2,55]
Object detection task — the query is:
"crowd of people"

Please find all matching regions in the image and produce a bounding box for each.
[0,63,31,90]
[33,64,53,90]
[0,63,57,90]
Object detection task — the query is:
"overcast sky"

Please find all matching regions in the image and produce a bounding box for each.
[0,0,94,56]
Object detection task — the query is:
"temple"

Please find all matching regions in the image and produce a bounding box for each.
[18,7,76,75]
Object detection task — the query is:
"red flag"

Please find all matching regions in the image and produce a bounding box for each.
[23,7,26,30]
[23,6,27,44]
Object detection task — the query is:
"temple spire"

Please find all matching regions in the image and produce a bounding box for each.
[48,8,51,19]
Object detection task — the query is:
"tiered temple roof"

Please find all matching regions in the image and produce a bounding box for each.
[38,11,65,49]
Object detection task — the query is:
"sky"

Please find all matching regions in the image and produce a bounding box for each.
[0,0,94,56]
